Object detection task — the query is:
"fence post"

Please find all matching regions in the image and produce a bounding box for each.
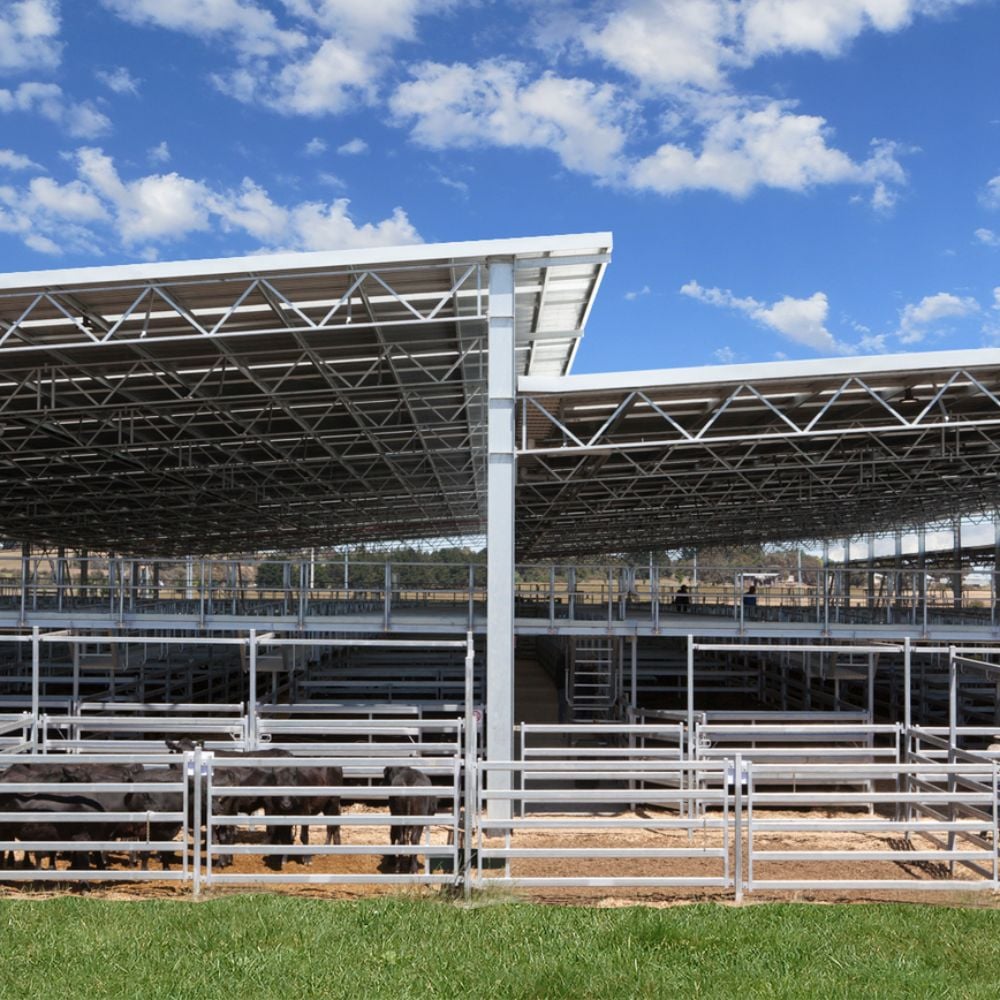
[192,747,202,897]
[248,630,257,749]
[734,753,743,903]
[199,559,206,627]
[30,626,40,750]
[746,760,754,893]
[464,706,476,902]
[992,762,998,890]
[383,562,392,631]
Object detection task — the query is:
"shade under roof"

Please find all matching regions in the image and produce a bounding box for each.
[515,348,1000,559]
[0,233,610,554]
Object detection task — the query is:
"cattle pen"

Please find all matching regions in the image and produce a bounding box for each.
[2,234,1000,902]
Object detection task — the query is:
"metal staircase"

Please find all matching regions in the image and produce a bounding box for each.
[568,638,616,720]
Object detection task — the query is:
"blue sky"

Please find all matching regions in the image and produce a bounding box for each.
[0,0,999,374]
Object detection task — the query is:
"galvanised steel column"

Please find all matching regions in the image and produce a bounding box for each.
[30,626,40,749]
[486,258,516,820]
[952,516,962,611]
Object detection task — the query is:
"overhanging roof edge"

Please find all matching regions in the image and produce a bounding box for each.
[519,347,1000,395]
[0,231,613,292]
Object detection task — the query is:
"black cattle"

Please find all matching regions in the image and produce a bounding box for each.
[163,740,277,869]
[0,789,153,871]
[267,760,344,866]
[162,741,343,869]
[0,793,106,870]
[381,765,433,875]
[132,766,186,870]
[210,749,343,870]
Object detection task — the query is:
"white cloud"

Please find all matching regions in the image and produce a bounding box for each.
[96,66,140,96]
[0,0,61,74]
[105,0,455,116]
[897,291,980,343]
[76,148,213,244]
[0,149,40,171]
[0,82,111,138]
[0,148,421,256]
[304,137,327,156]
[318,171,346,188]
[281,0,455,45]
[282,200,419,251]
[100,0,305,58]
[577,1,976,92]
[148,141,171,164]
[224,35,376,114]
[337,137,368,155]
[856,331,889,352]
[625,285,651,301]
[582,0,736,92]
[975,227,1000,247]
[714,345,737,362]
[681,279,845,353]
[392,60,902,204]
[433,169,468,197]
[742,0,918,59]
[0,173,107,256]
[630,99,904,202]
[392,60,632,179]
[982,175,1000,210]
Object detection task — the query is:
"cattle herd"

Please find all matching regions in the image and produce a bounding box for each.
[0,744,437,875]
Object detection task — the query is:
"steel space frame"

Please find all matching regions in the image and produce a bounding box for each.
[516,354,1000,558]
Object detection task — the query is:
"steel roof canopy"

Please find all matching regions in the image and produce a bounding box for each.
[0,233,610,555]
[515,348,1000,558]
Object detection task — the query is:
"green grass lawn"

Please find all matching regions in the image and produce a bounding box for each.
[1,896,999,998]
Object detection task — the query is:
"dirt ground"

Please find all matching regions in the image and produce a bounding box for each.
[2,805,997,908]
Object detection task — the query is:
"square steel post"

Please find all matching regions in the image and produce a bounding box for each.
[486,258,516,820]
[31,626,40,749]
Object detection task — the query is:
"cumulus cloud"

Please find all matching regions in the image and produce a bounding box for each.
[95,66,140,96]
[99,0,306,58]
[93,0,945,207]
[392,60,632,179]
[148,141,171,164]
[103,0,456,116]
[577,0,976,91]
[896,291,981,343]
[0,147,421,256]
[630,99,904,203]
[391,59,903,204]
[0,0,61,74]
[337,137,368,155]
[0,82,111,138]
[680,279,845,353]
[0,149,40,171]
[582,0,736,92]
[304,137,327,156]
[625,285,651,301]
[975,227,1000,247]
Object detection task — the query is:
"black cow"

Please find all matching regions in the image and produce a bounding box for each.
[132,766,186,870]
[269,760,344,866]
[381,765,433,875]
[162,741,343,869]
[0,762,68,867]
[0,789,153,871]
